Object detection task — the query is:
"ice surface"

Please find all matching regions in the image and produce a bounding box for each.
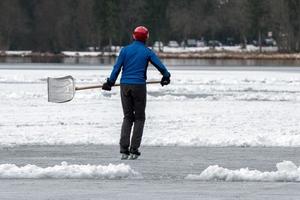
[186,161,300,182]
[1,69,299,101]
[0,67,299,147]
[0,162,139,179]
[2,146,300,199]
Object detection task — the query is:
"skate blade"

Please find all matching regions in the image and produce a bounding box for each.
[128,154,139,160]
[121,154,129,160]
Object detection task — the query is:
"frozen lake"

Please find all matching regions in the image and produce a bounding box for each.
[0,62,300,199]
[0,63,299,147]
[1,145,300,200]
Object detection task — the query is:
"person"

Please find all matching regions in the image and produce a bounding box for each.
[102,26,171,160]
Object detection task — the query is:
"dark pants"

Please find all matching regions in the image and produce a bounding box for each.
[120,84,146,153]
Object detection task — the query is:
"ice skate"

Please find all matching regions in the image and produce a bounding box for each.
[121,153,129,160]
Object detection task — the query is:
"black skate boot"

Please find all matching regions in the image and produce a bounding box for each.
[120,149,130,160]
[129,148,141,160]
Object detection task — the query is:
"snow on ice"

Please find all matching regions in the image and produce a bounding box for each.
[186,161,300,182]
[0,67,300,147]
[0,162,139,179]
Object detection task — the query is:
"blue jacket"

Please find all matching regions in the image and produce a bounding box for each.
[109,41,170,84]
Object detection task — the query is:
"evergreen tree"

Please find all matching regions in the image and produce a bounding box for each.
[0,0,299,52]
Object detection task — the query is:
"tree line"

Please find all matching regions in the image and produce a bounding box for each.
[0,0,299,53]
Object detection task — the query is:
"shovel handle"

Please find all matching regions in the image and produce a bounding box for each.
[75,81,161,91]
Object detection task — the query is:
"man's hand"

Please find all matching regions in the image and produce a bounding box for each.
[161,75,170,86]
[102,78,114,91]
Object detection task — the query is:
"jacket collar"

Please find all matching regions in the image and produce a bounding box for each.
[133,40,146,45]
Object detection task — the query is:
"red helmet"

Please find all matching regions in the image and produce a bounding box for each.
[133,26,149,42]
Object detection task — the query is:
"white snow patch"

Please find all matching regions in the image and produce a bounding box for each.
[4,51,32,56]
[186,161,300,182]
[61,45,278,56]
[155,45,278,53]
[62,51,118,57]
[0,162,139,179]
[62,51,102,57]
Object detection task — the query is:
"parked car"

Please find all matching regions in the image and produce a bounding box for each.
[263,38,277,46]
[252,40,258,46]
[86,46,100,51]
[224,37,235,46]
[253,38,277,47]
[153,41,164,48]
[208,40,222,47]
[152,41,164,51]
[185,39,197,47]
[196,40,206,47]
[167,40,179,48]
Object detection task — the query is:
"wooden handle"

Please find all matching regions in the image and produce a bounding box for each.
[75,81,161,91]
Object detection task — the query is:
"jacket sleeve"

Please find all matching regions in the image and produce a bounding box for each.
[149,50,170,77]
[109,48,125,83]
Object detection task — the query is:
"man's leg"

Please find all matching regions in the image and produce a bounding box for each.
[130,84,146,152]
[120,85,134,154]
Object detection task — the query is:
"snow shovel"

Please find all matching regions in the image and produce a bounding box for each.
[47,75,160,103]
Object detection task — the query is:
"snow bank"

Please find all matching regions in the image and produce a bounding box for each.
[156,45,278,53]
[0,162,139,179]
[245,45,279,52]
[61,45,278,57]
[186,161,300,182]
[62,51,102,57]
[0,45,279,58]
[4,51,32,56]
[62,51,117,57]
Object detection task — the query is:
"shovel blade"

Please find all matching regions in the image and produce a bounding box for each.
[47,76,75,103]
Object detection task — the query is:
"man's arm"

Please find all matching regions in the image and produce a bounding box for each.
[149,50,171,86]
[149,50,170,77]
[109,48,125,84]
[102,48,125,91]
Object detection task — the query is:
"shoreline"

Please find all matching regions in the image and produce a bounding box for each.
[1,51,300,60]
[157,52,300,60]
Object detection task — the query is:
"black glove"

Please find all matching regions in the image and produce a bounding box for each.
[161,75,170,86]
[102,78,114,91]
